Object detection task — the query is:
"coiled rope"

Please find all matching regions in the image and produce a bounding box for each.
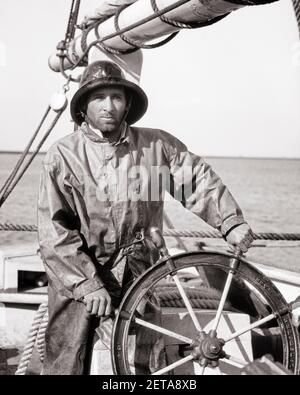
[35,309,49,364]
[156,285,232,310]
[15,303,48,375]
[1,222,300,242]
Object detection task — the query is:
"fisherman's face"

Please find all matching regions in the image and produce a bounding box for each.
[85,87,127,133]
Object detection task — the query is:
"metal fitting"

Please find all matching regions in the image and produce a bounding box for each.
[135,231,143,241]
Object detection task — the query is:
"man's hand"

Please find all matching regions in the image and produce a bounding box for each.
[83,288,112,317]
[226,223,254,253]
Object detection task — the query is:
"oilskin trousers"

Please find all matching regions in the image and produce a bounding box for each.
[42,239,165,375]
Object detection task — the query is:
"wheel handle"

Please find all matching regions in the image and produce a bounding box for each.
[149,227,170,258]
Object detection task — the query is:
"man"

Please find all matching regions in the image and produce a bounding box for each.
[38,60,253,375]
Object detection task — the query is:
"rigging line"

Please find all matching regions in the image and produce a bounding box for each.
[0,106,51,197]
[65,0,81,43]
[65,0,76,41]
[71,0,82,38]
[113,4,179,51]
[292,0,300,38]
[2,222,300,243]
[0,110,64,208]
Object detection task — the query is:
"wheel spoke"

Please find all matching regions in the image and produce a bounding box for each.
[224,313,275,343]
[172,274,202,331]
[152,355,194,375]
[224,354,248,368]
[211,270,235,332]
[134,317,192,344]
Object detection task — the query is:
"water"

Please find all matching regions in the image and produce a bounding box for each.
[0,153,299,271]
[165,157,300,234]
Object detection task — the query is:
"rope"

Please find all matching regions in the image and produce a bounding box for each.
[164,228,221,239]
[66,0,81,43]
[65,0,76,42]
[155,285,232,310]
[292,0,300,37]
[1,222,300,242]
[0,223,38,232]
[163,212,188,251]
[0,109,65,208]
[114,5,179,52]
[36,310,49,363]
[150,0,230,30]
[163,229,300,241]
[15,303,48,375]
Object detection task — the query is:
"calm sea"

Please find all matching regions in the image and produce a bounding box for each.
[0,153,299,271]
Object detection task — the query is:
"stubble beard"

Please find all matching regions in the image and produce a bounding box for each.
[97,119,122,135]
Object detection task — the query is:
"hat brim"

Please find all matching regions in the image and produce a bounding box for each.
[70,78,148,126]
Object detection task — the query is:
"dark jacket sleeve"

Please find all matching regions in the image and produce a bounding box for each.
[37,152,104,301]
[165,134,246,236]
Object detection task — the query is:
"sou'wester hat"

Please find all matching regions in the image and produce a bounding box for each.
[70,61,148,125]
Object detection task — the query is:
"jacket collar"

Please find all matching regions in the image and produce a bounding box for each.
[80,122,129,146]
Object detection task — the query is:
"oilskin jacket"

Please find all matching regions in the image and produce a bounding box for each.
[37,123,246,374]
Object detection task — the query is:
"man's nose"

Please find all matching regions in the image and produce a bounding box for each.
[103,97,114,111]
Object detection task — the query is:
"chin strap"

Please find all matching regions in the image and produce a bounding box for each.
[121,93,132,125]
[81,111,92,126]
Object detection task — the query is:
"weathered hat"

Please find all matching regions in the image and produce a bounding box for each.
[70,61,148,125]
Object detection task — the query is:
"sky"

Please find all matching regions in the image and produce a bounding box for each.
[0,0,299,157]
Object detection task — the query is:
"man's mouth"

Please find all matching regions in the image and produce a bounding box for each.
[100,116,115,120]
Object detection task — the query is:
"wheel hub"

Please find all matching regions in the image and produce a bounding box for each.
[191,330,225,368]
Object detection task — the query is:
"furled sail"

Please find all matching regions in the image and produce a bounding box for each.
[49,0,278,75]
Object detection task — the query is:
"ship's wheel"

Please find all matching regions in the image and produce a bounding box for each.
[112,249,300,375]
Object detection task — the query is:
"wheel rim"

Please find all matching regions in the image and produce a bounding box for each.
[112,250,300,375]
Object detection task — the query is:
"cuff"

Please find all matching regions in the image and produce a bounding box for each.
[73,278,104,301]
[221,216,246,237]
